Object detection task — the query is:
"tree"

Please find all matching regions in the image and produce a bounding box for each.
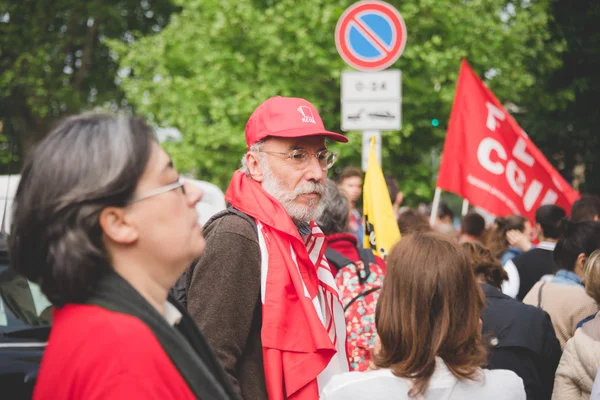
[0,0,178,164]
[113,0,562,204]
[518,0,600,194]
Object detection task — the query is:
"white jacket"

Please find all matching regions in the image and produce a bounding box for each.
[553,315,600,400]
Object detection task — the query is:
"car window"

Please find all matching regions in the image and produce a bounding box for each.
[0,265,52,332]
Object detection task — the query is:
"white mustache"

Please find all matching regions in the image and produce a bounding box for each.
[286,182,325,200]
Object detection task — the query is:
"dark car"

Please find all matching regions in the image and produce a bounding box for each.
[0,235,51,399]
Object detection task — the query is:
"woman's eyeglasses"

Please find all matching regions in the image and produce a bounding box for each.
[129,176,186,204]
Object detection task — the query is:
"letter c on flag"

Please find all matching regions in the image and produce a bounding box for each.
[477,138,507,175]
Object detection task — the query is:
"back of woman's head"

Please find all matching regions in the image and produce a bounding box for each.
[584,250,600,304]
[554,219,600,271]
[373,233,486,396]
[461,242,508,289]
[397,208,432,236]
[9,112,155,307]
[488,215,527,260]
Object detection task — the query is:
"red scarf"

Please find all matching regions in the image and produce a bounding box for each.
[225,170,348,399]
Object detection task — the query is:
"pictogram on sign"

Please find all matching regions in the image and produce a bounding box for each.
[335,1,407,72]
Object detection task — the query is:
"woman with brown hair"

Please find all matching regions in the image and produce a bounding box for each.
[321,233,525,400]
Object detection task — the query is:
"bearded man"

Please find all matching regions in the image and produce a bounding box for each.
[185,96,349,400]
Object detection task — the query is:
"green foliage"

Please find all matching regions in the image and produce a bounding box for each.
[113,0,561,203]
[517,0,600,194]
[0,0,178,159]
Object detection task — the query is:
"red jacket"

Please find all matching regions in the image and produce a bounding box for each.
[325,233,386,274]
[34,304,196,400]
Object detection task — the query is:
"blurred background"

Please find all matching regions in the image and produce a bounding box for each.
[0,0,598,212]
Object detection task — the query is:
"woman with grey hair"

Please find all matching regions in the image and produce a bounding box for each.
[9,112,239,400]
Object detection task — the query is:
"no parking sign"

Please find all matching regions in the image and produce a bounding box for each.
[335,1,407,72]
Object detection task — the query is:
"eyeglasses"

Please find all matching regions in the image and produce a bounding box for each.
[129,176,186,204]
[259,149,338,170]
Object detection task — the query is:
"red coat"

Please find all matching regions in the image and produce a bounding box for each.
[325,233,387,274]
[34,304,196,400]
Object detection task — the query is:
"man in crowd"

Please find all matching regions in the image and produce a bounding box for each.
[337,166,364,247]
[502,204,566,300]
[433,202,458,237]
[385,174,404,218]
[185,96,349,400]
[571,194,600,222]
[397,208,432,236]
[459,212,486,244]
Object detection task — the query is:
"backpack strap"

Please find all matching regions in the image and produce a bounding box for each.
[537,281,547,308]
[356,248,376,285]
[343,287,381,312]
[205,206,257,234]
[325,248,354,271]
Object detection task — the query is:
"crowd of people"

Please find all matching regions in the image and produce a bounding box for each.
[7,96,600,399]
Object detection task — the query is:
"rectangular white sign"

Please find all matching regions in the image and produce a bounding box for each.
[342,70,401,101]
[341,101,401,131]
[341,69,401,131]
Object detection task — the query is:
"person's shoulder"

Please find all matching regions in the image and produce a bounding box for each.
[204,211,257,240]
[513,246,543,262]
[59,304,158,344]
[480,368,525,398]
[51,305,169,371]
[522,280,544,303]
[502,294,548,318]
[323,369,407,394]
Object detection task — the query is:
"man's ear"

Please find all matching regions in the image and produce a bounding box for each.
[99,207,139,245]
[535,223,543,237]
[246,152,264,182]
[575,252,587,276]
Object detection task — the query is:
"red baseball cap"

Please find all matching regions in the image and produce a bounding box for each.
[245,96,348,148]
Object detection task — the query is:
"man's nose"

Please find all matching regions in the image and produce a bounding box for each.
[304,154,326,182]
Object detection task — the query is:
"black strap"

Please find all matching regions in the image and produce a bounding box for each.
[537,281,547,308]
[357,247,376,266]
[325,247,377,287]
[223,207,257,234]
[324,248,354,271]
[356,248,375,284]
[344,286,381,312]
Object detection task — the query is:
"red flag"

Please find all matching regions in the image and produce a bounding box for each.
[437,60,580,220]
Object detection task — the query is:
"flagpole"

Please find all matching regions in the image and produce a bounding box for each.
[461,199,469,216]
[429,187,442,226]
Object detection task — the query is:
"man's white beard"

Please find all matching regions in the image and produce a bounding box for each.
[260,157,325,223]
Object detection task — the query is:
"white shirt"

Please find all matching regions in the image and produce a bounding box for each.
[163,301,183,326]
[320,358,525,400]
[502,259,521,298]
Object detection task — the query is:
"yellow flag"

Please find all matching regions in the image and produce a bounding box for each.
[363,136,401,258]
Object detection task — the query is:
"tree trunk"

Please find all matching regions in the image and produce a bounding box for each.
[72,18,99,92]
